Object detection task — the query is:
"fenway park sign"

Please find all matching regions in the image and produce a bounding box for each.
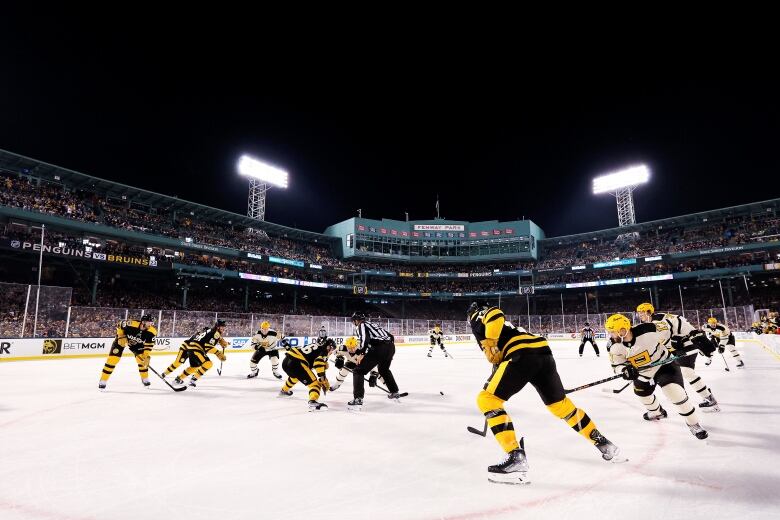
[413,225,465,231]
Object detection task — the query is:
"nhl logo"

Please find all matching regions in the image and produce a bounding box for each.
[11,240,20,248]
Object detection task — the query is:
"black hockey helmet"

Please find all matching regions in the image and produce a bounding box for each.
[140,314,153,323]
[215,319,227,328]
[467,301,489,320]
[351,311,367,322]
[584,321,590,326]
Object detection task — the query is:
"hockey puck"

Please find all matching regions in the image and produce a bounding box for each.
[440,391,444,395]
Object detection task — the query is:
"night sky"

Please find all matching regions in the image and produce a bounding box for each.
[3,13,779,238]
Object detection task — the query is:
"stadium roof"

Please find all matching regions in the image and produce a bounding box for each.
[542,197,780,245]
[0,148,335,244]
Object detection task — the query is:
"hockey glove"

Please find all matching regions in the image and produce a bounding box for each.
[480,338,502,364]
[718,345,725,354]
[344,360,357,371]
[686,332,716,356]
[334,356,345,369]
[318,376,330,393]
[216,350,227,362]
[368,371,379,387]
[621,364,640,380]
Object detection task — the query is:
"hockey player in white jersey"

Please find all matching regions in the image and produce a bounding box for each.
[703,317,745,368]
[247,321,283,379]
[330,336,363,391]
[605,314,711,439]
[636,303,720,412]
[427,324,451,358]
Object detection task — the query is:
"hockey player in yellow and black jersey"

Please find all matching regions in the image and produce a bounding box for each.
[170,320,228,387]
[467,302,625,484]
[99,314,158,390]
[279,334,336,411]
[161,326,209,379]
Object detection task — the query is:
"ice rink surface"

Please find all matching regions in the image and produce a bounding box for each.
[2,340,779,520]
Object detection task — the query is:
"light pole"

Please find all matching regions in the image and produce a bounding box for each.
[32,224,45,338]
[237,155,289,237]
[593,165,650,240]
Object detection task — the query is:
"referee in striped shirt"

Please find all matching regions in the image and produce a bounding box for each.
[349,312,401,405]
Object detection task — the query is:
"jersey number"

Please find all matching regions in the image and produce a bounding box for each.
[299,343,317,354]
[628,351,651,367]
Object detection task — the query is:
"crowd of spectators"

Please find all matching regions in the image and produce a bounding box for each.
[4,170,779,280]
[537,214,780,269]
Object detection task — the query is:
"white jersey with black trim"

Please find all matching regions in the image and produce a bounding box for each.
[331,343,363,387]
[250,329,279,351]
[650,312,696,346]
[608,323,671,382]
[332,343,361,365]
[429,328,444,341]
[703,323,731,344]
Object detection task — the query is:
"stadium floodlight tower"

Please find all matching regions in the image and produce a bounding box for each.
[237,154,289,237]
[592,164,650,240]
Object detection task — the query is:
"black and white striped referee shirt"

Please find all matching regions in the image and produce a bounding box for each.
[355,321,392,353]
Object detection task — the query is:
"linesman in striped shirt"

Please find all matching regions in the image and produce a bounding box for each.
[347,312,401,409]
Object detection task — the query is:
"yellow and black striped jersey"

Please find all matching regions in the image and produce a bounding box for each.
[115,320,158,348]
[286,339,333,377]
[185,327,229,352]
[469,306,550,362]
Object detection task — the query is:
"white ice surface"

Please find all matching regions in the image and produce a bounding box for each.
[1,340,779,520]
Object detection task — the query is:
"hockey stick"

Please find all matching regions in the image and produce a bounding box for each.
[719,350,730,372]
[371,382,408,397]
[467,421,488,437]
[217,346,225,376]
[342,366,407,397]
[564,352,696,394]
[148,365,187,392]
[602,382,631,394]
[467,363,498,437]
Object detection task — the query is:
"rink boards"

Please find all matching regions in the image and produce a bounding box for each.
[1,331,771,362]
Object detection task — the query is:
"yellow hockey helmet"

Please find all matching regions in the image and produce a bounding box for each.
[707,317,718,325]
[344,336,359,350]
[636,303,655,315]
[260,321,271,330]
[605,314,632,334]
